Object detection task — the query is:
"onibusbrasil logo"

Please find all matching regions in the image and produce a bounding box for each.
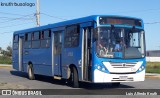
[1,90,42,95]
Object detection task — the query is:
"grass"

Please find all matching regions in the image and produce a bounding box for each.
[0,56,12,64]
[146,62,160,74]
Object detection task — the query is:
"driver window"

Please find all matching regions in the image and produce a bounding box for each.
[97,29,110,56]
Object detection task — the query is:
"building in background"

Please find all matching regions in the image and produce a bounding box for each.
[146,50,160,62]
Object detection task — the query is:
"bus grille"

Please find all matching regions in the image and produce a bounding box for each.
[111,77,134,81]
[110,62,137,68]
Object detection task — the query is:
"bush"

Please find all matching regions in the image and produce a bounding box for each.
[146,62,160,73]
[0,56,12,64]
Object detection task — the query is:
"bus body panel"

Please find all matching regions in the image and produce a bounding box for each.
[12,15,146,84]
[12,50,19,70]
[23,48,52,76]
[93,69,145,83]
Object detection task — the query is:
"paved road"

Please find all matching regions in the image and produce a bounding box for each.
[0,68,159,89]
[0,68,160,98]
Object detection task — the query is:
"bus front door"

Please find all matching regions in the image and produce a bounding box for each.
[53,31,62,76]
[82,28,92,81]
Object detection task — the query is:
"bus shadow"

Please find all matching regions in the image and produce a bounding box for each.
[10,70,134,89]
[10,70,66,86]
[79,82,135,89]
[10,70,28,78]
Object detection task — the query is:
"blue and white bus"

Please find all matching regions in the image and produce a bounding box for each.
[12,15,146,88]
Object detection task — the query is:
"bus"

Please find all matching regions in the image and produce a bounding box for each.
[12,15,146,88]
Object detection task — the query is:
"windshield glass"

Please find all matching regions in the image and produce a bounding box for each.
[96,27,145,59]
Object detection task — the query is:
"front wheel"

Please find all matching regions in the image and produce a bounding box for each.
[28,64,35,80]
[68,67,79,88]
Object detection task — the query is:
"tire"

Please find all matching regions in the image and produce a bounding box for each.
[28,64,35,80]
[69,67,79,88]
[112,82,120,87]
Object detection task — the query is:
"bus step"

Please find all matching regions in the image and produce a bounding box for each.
[54,76,62,80]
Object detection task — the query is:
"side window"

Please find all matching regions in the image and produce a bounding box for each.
[54,31,62,55]
[13,35,19,50]
[32,31,40,48]
[24,33,32,48]
[64,25,80,47]
[41,30,51,48]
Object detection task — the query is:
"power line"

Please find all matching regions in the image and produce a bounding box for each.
[0,13,34,24]
[0,22,33,28]
[0,31,14,34]
[0,11,34,16]
[41,13,67,20]
[144,22,160,24]
[0,16,15,19]
[0,16,34,20]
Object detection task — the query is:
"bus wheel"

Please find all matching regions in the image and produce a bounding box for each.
[70,67,79,88]
[28,64,35,80]
[112,82,120,87]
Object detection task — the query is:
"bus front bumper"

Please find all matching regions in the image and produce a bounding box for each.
[93,69,145,83]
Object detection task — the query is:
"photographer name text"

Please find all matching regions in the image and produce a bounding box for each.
[0,2,35,7]
[126,91,157,96]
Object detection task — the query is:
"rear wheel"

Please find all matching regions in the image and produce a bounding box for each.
[28,64,35,80]
[69,67,79,88]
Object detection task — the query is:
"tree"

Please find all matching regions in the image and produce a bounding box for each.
[6,45,12,57]
[0,47,2,56]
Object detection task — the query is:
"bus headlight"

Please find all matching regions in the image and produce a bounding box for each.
[138,66,144,71]
[95,64,107,72]
[97,65,101,70]
[139,68,142,71]
[102,68,105,71]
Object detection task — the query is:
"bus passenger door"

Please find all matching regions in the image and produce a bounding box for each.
[19,36,24,71]
[82,28,92,81]
[53,31,62,76]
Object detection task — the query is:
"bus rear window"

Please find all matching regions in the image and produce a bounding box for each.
[13,35,19,50]
[13,35,19,42]
[25,33,32,48]
[32,31,40,48]
[25,33,32,41]
[41,30,51,48]
[32,31,40,40]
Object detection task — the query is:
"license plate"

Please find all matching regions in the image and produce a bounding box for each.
[119,76,128,80]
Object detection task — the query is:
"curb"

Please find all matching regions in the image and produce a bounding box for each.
[145,73,160,79]
[145,75,160,79]
[0,64,12,69]
[0,64,12,67]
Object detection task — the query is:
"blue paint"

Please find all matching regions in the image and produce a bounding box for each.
[114,52,123,58]
[12,15,146,82]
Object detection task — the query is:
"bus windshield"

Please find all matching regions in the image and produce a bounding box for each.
[96,27,145,59]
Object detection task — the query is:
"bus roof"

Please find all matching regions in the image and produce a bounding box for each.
[14,15,143,34]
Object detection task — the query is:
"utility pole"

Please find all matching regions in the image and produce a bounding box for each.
[36,0,40,26]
